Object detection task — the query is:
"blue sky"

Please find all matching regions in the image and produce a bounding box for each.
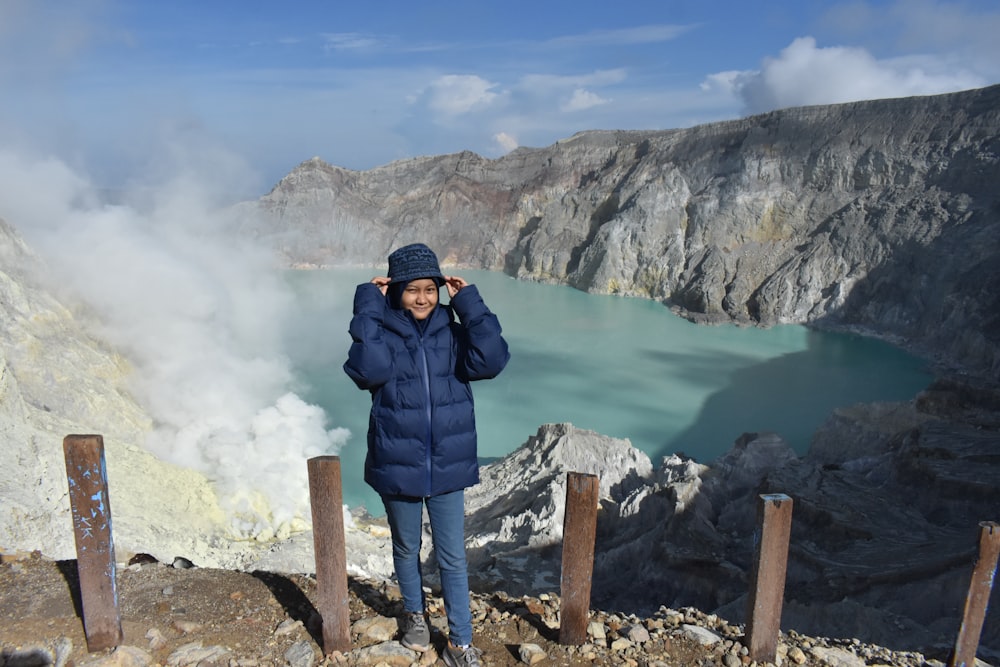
[1,0,998,194]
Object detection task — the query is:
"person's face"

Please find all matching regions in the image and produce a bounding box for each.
[400,278,439,320]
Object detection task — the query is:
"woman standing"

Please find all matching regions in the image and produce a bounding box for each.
[343,243,510,666]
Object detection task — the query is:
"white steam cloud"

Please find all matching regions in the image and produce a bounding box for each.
[0,148,349,540]
[727,36,987,115]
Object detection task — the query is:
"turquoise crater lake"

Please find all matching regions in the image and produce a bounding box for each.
[286,269,932,515]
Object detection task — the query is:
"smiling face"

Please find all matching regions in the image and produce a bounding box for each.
[400,278,440,320]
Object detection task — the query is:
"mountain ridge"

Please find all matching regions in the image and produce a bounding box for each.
[244,84,1000,379]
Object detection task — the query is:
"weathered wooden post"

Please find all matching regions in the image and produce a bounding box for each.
[559,471,600,645]
[745,493,793,663]
[307,455,352,654]
[950,521,1000,667]
[63,434,123,652]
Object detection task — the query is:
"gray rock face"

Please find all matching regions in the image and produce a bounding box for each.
[244,85,1000,379]
[460,399,999,656]
[464,423,654,592]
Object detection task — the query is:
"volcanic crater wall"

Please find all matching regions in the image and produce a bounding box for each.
[246,85,1000,378]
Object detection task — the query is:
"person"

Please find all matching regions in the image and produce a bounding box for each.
[343,242,510,666]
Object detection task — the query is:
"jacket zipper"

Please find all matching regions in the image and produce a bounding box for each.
[418,337,433,497]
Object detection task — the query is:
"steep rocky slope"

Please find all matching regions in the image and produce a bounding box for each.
[244,85,1000,378]
[464,406,999,657]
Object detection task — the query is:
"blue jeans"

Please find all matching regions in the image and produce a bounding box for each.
[381,489,473,646]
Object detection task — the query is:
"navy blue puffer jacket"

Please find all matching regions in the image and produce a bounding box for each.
[343,282,510,498]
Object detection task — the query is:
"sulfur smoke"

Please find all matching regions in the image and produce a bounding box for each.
[0,147,349,540]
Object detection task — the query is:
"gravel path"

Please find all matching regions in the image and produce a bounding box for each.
[0,553,956,666]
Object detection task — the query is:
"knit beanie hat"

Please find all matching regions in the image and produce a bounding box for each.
[387,243,445,286]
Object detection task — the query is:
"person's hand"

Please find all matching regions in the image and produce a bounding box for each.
[444,275,467,298]
[371,276,391,295]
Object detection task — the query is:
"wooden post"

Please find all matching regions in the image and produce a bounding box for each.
[745,493,793,663]
[559,472,599,645]
[63,435,123,652]
[308,456,351,654]
[950,521,1000,667]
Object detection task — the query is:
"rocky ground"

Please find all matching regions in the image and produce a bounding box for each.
[0,552,964,667]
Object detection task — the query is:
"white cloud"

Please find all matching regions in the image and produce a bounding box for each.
[561,88,610,112]
[822,0,1000,68]
[493,132,519,152]
[521,68,627,92]
[513,70,624,117]
[728,36,987,114]
[885,0,1000,79]
[322,32,381,52]
[545,24,693,48]
[0,0,109,82]
[426,74,502,116]
[699,70,747,96]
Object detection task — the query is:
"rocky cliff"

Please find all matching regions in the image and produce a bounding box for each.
[244,84,1000,379]
[462,401,1000,657]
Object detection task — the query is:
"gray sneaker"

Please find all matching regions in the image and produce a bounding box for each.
[443,641,483,667]
[399,611,430,652]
